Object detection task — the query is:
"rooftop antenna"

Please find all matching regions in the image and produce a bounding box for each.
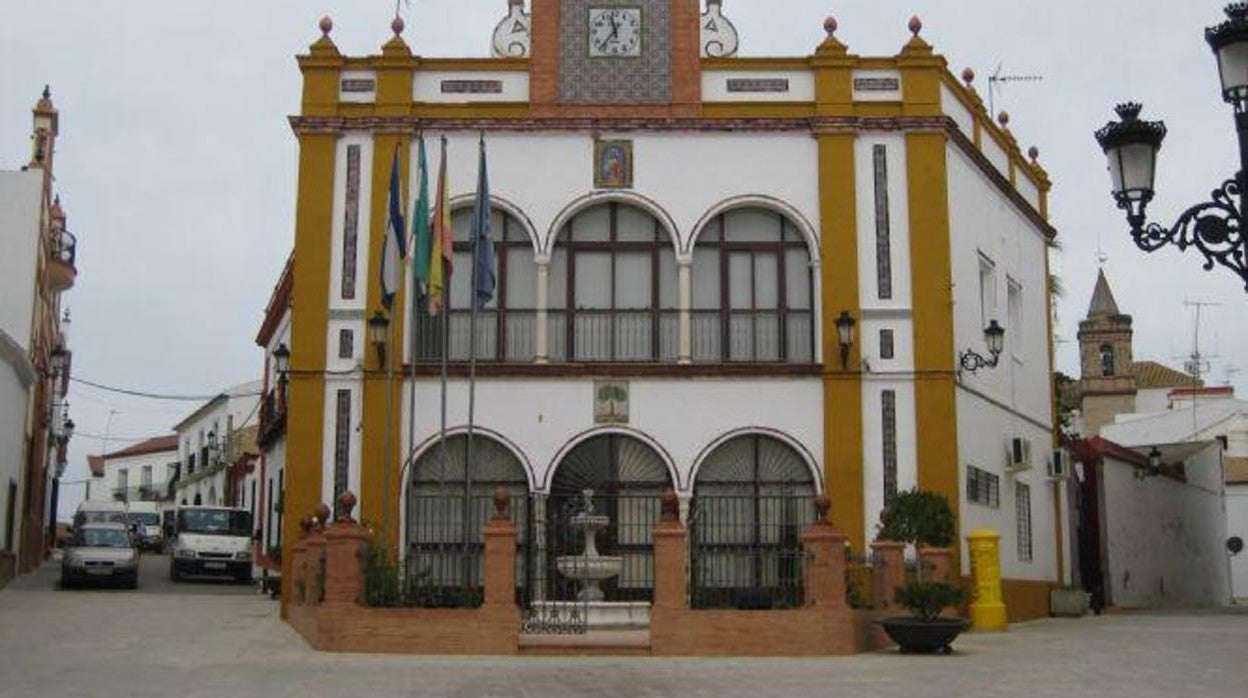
[1225,365,1241,387]
[988,62,1044,118]
[1179,299,1221,382]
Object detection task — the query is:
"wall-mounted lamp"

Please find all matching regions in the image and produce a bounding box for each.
[1135,446,1165,481]
[368,311,390,364]
[959,320,1005,374]
[835,311,857,370]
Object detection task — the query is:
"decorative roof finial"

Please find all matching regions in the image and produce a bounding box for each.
[908,15,922,36]
[1028,146,1040,162]
[998,110,1010,127]
[1114,102,1143,122]
[42,85,51,100]
[392,15,405,36]
[319,16,333,36]
[961,67,975,86]
[824,15,838,37]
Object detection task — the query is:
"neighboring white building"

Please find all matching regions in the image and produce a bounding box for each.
[0,87,77,584]
[172,382,261,508]
[85,436,179,507]
[253,256,291,560]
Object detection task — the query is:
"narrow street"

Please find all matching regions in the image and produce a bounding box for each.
[1,554,1247,697]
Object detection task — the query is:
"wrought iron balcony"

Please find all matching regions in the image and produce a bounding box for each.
[111,485,167,503]
[258,387,287,449]
[47,229,77,293]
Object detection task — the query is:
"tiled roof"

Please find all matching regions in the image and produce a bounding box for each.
[87,455,105,476]
[1133,361,1201,389]
[89,435,179,476]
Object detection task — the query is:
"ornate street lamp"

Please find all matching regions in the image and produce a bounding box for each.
[273,342,291,412]
[368,311,390,364]
[960,320,1006,374]
[835,310,856,370]
[1095,4,1248,291]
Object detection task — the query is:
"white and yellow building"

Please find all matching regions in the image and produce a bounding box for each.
[280,1,1061,620]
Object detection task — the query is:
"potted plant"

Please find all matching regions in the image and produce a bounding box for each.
[1050,585,1091,617]
[876,490,971,654]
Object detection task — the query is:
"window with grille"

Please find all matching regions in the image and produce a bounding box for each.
[873,144,893,300]
[966,465,999,508]
[338,328,353,359]
[882,390,898,507]
[879,329,895,360]
[1016,482,1033,562]
[333,390,351,501]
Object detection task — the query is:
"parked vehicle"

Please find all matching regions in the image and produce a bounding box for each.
[168,506,253,583]
[126,501,165,552]
[61,523,140,589]
[73,501,128,528]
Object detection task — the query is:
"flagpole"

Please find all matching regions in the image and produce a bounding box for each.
[403,132,426,569]
[463,135,486,591]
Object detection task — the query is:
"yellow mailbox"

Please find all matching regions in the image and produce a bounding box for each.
[967,528,1007,631]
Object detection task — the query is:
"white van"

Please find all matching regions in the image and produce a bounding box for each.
[168,506,253,583]
[74,501,128,528]
[125,501,165,552]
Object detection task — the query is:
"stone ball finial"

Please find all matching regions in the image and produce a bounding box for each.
[314,502,331,527]
[492,487,511,521]
[660,488,680,522]
[908,15,922,36]
[392,15,405,36]
[824,16,838,36]
[319,16,333,36]
[299,516,313,536]
[1028,146,1040,162]
[814,494,831,523]
[961,67,975,86]
[997,110,1010,127]
[337,490,357,521]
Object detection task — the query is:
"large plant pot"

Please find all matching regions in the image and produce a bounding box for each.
[1049,589,1091,618]
[880,617,971,654]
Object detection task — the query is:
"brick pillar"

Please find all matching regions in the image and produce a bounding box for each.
[870,540,906,610]
[305,530,328,606]
[289,515,313,605]
[652,490,687,610]
[919,546,954,584]
[802,496,847,610]
[483,488,517,608]
[323,491,368,605]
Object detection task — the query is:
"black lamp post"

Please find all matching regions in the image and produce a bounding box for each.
[368,311,390,364]
[960,320,1006,374]
[1095,4,1248,291]
[835,311,856,370]
[273,343,290,410]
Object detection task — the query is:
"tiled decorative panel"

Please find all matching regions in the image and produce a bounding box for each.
[559,0,671,103]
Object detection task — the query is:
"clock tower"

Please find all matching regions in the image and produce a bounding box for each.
[529,0,702,117]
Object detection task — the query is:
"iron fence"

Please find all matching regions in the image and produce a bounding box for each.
[689,494,814,610]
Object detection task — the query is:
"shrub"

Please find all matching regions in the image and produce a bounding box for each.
[895,581,965,622]
[877,490,956,549]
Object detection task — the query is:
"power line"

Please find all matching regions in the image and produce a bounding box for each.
[73,431,168,444]
[70,376,259,401]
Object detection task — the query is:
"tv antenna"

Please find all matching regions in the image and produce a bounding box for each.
[988,62,1044,117]
[1176,300,1221,382]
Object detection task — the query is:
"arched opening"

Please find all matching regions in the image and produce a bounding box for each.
[690,433,817,609]
[405,434,531,604]
[193,494,202,506]
[549,202,679,362]
[413,207,538,362]
[691,207,814,363]
[1099,343,1116,376]
[545,433,674,602]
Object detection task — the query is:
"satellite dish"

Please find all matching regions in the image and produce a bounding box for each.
[1228,536,1244,555]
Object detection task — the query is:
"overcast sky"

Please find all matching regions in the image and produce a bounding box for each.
[2,1,1244,519]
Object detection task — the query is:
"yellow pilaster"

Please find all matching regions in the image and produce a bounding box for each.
[899,33,960,547]
[360,31,414,554]
[968,528,1008,631]
[811,31,865,551]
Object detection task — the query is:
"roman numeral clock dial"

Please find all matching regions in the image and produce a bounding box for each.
[589,8,642,57]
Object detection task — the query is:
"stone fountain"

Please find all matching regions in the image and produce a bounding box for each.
[556,489,624,602]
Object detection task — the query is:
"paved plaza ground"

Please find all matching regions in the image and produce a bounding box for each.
[0,555,1245,697]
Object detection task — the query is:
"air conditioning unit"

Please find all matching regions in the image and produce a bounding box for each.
[1005,437,1033,472]
[1047,449,1069,480]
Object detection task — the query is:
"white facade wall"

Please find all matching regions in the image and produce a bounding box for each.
[701,70,815,102]
[87,448,178,507]
[1101,445,1230,607]
[0,349,29,557]
[947,140,1058,580]
[1227,484,1248,601]
[174,383,261,507]
[413,71,529,103]
[0,171,41,354]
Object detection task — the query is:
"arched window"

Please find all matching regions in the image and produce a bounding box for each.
[692,208,814,363]
[413,208,537,363]
[405,434,530,601]
[193,494,202,506]
[690,434,816,608]
[546,433,674,602]
[1099,343,1115,377]
[549,203,678,362]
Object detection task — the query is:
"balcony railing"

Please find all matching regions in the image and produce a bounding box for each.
[112,485,168,503]
[258,386,287,448]
[46,229,77,292]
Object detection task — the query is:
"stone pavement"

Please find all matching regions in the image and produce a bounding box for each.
[1,556,1245,697]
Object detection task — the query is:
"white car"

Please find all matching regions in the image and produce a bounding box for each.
[62,523,139,589]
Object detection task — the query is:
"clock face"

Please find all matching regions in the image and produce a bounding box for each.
[589,8,642,57]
